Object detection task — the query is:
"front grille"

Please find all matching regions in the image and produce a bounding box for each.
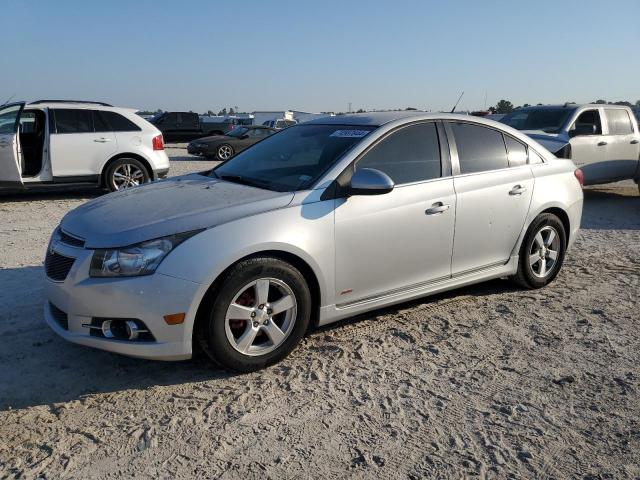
[49,302,68,330]
[45,251,75,281]
[59,230,85,248]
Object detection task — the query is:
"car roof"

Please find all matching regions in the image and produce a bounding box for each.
[510,103,632,112]
[304,111,429,126]
[26,100,136,113]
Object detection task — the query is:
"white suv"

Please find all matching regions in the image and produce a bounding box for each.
[0,100,170,192]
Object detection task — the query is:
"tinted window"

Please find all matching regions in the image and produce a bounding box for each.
[605,109,633,135]
[53,109,93,133]
[504,136,528,167]
[500,108,572,133]
[99,111,141,132]
[451,123,508,174]
[357,123,441,184]
[92,111,111,132]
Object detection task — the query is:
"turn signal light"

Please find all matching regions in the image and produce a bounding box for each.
[164,313,185,325]
[574,168,584,187]
[152,134,164,151]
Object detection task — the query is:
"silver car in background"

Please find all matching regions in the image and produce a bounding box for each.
[44,112,584,372]
[500,104,640,187]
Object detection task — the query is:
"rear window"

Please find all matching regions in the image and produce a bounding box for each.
[53,109,93,133]
[605,109,633,135]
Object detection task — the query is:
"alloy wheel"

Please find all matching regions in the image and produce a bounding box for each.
[529,225,560,278]
[224,278,297,356]
[218,145,233,160]
[113,163,145,190]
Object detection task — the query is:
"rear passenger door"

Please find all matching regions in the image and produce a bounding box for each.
[49,109,117,179]
[446,122,534,275]
[334,122,456,304]
[601,108,640,181]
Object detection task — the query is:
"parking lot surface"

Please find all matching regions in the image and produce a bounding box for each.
[0,146,638,478]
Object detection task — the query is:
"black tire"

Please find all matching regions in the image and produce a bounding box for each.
[104,157,150,192]
[216,144,234,161]
[197,257,312,372]
[512,213,567,289]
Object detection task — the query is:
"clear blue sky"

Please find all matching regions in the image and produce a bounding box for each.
[2,0,639,113]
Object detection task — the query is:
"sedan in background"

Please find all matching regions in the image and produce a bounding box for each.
[45,112,583,372]
[187,125,277,160]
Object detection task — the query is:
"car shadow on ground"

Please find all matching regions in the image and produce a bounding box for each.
[0,187,102,202]
[581,186,639,231]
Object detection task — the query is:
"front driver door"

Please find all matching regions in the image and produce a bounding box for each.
[567,108,607,184]
[0,102,25,186]
[334,121,455,305]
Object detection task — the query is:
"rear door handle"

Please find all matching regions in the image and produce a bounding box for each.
[630,139,639,144]
[597,141,607,146]
[94,138,111,143]
[425,202,450,215]
[509,185,527,196]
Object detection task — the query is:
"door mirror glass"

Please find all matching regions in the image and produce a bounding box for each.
[569,124,597,137]
[349,168,395,196]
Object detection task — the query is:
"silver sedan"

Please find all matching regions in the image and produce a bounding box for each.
[44,112,584,372]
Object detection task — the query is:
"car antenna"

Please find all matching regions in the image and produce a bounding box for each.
[450,91,464,113]
[1,93,16,106]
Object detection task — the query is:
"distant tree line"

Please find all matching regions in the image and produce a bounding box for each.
[489,98,640,114]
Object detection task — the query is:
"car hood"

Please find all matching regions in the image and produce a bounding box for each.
[60,174,294,248]
[521,130,569,154]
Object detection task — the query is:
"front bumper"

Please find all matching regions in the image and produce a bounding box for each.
[44,241,203,360]
[187,144,207,156]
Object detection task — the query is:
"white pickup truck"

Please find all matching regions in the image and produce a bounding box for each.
[500,104,640,189]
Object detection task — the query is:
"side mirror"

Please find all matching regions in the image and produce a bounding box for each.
[349,168,394,196]
[569,124,596,137]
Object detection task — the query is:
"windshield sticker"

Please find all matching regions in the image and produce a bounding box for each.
[330,130,370,138]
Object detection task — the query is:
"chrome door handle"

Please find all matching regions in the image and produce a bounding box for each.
[597,141,607,146]
[425,202,450,215]
[630,139,639,144]
[94,138,111,143]
[509,185,527,196]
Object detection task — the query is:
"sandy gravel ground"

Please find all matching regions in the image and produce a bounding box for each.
[0,147,638,478]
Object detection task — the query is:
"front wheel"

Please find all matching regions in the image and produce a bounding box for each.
[105,158,150,192]
[512,213,567,289]
[197,257,311,372]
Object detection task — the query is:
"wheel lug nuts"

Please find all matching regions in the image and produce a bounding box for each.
[259,304,264,309]
[267,309,272,315]
[264,320,269,326]
[253,321,259,328]
[250,312,256,318]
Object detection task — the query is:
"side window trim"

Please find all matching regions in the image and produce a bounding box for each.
[353,120,446,187]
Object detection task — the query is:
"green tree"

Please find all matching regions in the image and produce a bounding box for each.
[494,100,514,114]
[229,107,235,115]
[595,99,607,104]
[218,108,227,116]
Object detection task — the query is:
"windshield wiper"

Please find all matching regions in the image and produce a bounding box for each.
[217,174,271,190]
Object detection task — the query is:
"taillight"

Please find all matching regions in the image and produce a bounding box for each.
[152,134,164,151]
[574,168,584,186]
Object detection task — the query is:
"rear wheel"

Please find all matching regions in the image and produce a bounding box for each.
[197,257,311,372]
[512,213,567,289]
[105,158,150,192]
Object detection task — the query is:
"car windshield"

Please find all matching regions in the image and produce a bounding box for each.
[226,126,249,137]
[500,108,573,133]
[211,124,375,191]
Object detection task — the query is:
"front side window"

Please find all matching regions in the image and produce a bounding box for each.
[570,110,602,135]
[0,104,23,134]
[451,123,508,174]
[605,109,633,135]
[212,124,374,191]
[357,122,441,184]
[53,109,93,134]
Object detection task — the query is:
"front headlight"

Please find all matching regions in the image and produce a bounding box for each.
[89,231,201,277]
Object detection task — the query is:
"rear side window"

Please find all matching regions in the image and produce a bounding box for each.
[504,136,528,167]
[53,109,93,133]
[96,111,141,132]
[357,122,441,184]
[605,109,633,135]
[451,123,508,174]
